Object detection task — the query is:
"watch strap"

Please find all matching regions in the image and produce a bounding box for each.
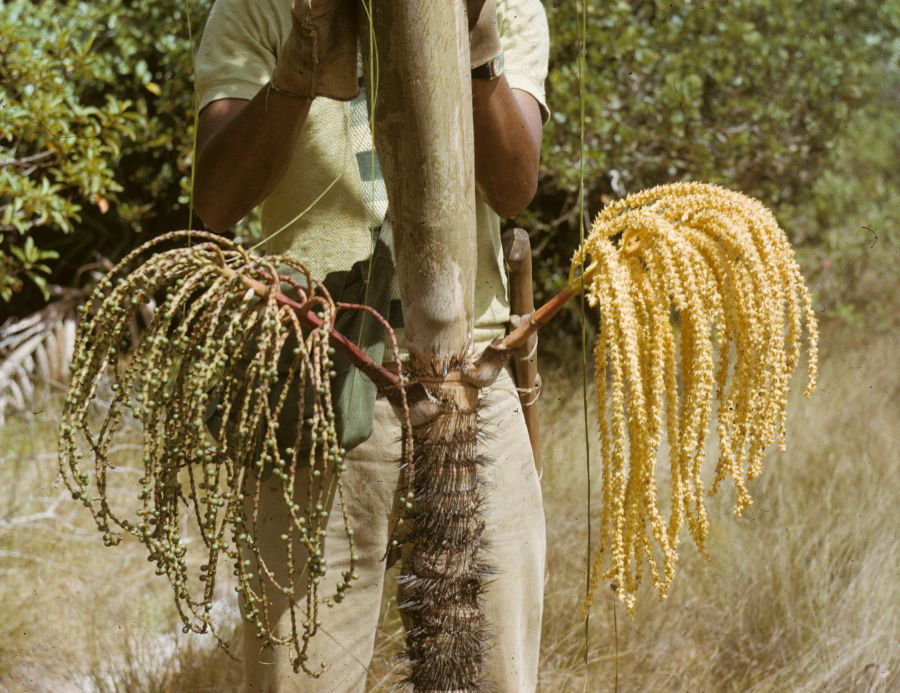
[472,52,504,80]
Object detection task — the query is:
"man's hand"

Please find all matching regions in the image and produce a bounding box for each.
[272,0,359,101]
[467,0,502,69]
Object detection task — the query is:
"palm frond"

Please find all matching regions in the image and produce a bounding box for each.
[0,285,155,423]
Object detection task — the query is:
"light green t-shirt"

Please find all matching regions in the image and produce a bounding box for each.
[195,0,550,350]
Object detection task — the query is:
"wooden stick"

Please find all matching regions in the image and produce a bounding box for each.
[502,227,542,474]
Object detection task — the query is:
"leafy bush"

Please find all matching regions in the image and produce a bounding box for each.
[532,0,898,325]
[0,0,211,309]
[786,98,899,327]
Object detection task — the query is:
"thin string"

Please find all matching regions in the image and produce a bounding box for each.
[184,1,199,319]
[186,0,199,246]
[611,583,619,693]
[515,372,542,407]
[247,163,345,253]
[577,0,592,684]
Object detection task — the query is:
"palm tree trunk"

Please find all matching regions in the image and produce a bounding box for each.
[368,2,488,690]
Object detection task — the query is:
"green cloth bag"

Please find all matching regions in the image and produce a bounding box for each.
[310,228,396,452]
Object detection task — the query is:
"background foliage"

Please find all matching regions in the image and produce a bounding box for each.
[1,0,210,310]
[534,0,898,329]
[1,0,897,325]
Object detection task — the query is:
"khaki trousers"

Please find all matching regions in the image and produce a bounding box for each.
[242,368,545,692]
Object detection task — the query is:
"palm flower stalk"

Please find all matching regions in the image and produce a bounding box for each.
[468,183,819,615]
[58,230,412,675]
[566,182,819,611]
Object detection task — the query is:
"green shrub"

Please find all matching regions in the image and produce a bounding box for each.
[0,0,211,308]
[532,0,898,330]
[786,98,899,327]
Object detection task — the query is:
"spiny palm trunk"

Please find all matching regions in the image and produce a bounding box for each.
[400,373,487,691]
[367,1,488,689]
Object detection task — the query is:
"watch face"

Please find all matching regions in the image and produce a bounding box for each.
[494,52,505,77]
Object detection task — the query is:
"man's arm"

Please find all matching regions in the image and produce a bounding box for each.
[194,0,357,232]
[194,88,310,232]
[472,76,543,219]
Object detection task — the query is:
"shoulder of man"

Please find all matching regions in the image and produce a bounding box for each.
[195,0,292,110]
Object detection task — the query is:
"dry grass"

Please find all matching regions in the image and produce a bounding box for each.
[530,327,898,692]
[0,328,896,692]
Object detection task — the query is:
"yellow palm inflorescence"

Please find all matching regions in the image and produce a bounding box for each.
[574,182,818,611]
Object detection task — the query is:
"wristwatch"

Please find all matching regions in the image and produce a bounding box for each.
[472,52,504,80]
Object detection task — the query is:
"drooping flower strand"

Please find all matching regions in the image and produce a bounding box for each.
[58,231,411,674]
[578,183,819,611]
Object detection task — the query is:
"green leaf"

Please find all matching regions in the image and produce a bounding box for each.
[27,271,50,300]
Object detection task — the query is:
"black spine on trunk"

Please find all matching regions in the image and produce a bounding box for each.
[398,366,491,692]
